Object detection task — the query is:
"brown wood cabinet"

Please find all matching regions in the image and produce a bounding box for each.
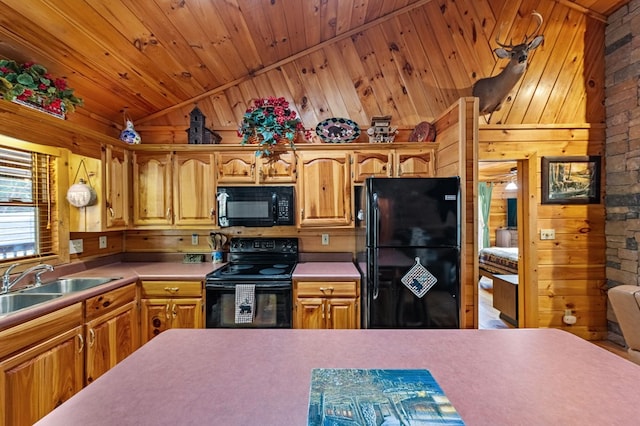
[173,152,216,226]
[140,280,203,344]
[297,151,352,227]
[132,151,173,226]
[0,304,84,426]
[294,280,360,329]
[352,147,435,182]
[103,144,130,229]
[84,283,139,385]
[216,151,296,183]
[132,151,215,227]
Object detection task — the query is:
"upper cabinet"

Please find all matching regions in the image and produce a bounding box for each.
[132,151,173,226]
[297,151,352,227]
[125,143,438,230]
[173,152,216,226]
[216,151,296,184]
[103,144,129,229]
[352,146,435,183]
[68,147,130,232]
[132,151,215,227]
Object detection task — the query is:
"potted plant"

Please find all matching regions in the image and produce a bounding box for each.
[0,59,83,118]
[237,96,310,157]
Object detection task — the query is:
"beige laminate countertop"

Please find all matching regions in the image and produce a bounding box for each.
[292,262,361,280]
[0,261,220,329]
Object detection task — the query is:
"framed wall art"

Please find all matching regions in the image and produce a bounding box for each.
[541,156,601,204]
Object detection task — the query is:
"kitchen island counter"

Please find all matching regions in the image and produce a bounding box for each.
[35,328,640,425]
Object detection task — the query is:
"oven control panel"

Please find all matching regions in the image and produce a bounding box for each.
[230,237,298,254]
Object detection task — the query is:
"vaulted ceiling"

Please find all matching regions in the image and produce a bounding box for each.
[0,0,630,138]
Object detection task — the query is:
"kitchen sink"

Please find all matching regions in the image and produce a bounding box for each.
[19,277,119,294]
[0,293,63,316]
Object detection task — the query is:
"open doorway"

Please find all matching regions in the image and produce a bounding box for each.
[478,161,519,329]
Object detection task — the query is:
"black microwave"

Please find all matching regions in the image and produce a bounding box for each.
[216,186,294,227]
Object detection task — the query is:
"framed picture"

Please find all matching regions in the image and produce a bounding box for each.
[541,156,601,204]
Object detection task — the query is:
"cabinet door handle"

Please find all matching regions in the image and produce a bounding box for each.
[88,328,96,347]
[320,287,334,294]
[109,207,115,218]
[321,303,325,319]
[77,333,84,353]
[165,303,171,319]
[172,303,177,318]
[166,208,171,219]
[164,287,180,294]
[327,302,331,320]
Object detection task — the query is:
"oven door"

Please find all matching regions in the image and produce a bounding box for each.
[205,281,292,328]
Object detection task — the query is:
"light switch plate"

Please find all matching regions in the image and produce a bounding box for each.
[540,229,555,240]
[99,236,107,249]
[69,239,83,254]
[321,234,329,245]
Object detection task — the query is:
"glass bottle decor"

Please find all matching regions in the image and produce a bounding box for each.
[120,119,141,144]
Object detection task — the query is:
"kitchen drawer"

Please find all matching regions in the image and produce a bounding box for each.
[85,283,137,321]
[140,281,202,298]
[295,281,358,297]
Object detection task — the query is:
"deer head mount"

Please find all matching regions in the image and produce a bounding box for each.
[473,12,544,115]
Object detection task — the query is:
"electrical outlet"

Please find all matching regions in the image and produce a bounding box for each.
[540,229,555,240]
[69,239,83,254]
[192,234,199,245]
[321,234,330,245]
[99,236,107,249]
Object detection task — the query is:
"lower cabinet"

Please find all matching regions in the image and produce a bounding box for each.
[0,304,84,426]
[140,280,203,344]
[294,280,360,329]
[84,283,139,385]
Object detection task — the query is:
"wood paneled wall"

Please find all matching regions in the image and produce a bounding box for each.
[479,124,606,339]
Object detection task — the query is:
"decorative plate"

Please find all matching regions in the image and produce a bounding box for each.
[316,117,360,143]
[409,121,436,142]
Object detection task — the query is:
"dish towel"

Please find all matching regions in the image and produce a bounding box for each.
[235,284,255,324]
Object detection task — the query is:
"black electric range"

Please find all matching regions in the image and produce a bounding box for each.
[205,237,298,282]
[204,237,298,328]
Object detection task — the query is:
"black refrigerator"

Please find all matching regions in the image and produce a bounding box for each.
[355,177,461,328]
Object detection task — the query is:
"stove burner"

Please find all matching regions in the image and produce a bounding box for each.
[273,264,289,268]
[260,268,286,275]
[230,265,252,270]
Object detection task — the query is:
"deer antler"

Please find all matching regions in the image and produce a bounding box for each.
[523,11,543,44]
[495,11,543,48]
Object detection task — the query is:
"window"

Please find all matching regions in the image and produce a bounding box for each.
[0,146,56,260]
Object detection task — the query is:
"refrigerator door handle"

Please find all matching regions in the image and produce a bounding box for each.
[372,192,379,300]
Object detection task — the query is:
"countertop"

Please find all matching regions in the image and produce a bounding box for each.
[0,261,220,329]
[35,328,640,425]
[0,260,359,329]
[292,261,360,279]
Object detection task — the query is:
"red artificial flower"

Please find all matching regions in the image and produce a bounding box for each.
[54,78,67,90]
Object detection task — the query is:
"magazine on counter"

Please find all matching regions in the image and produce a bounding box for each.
[307,368,464,425]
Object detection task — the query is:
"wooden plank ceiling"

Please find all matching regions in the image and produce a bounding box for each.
[0,0,630,140]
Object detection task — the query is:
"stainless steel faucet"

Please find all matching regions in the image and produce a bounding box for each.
[1,263,54,294]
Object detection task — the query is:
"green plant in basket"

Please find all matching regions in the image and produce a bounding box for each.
[238,96,311,157]
[0,59,83,115]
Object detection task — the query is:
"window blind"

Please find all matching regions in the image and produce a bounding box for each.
[0,146,56,260]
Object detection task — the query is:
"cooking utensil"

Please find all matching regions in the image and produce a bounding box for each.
[209,233,227,251]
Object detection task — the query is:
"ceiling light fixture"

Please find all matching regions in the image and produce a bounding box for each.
[505,181,518,190]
